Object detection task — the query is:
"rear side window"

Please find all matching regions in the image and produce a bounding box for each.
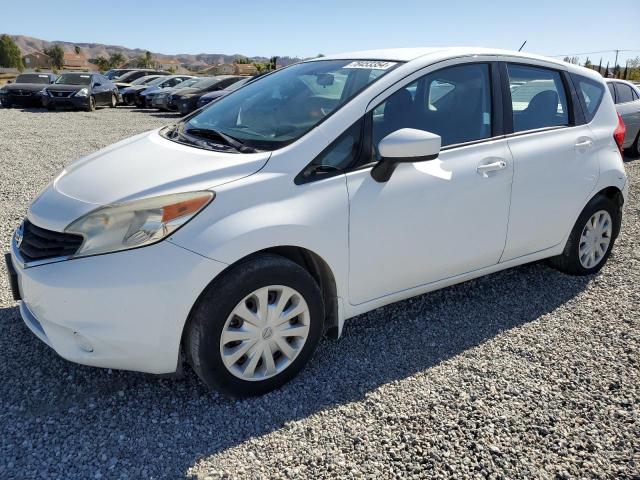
[507,64,569,132]
[614,83,634,104]
[572,74,605,123]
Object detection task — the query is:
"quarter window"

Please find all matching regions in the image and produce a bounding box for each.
[607,83,616,102]
[614,83,634,104]
[371,63,492,156]
[573,75,605,123]
[507,64,569,132]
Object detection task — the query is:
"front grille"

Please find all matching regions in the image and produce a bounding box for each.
[19,220,83,262]
[51,91,73,98]
[15,90,34,97]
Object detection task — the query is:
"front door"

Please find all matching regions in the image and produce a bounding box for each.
[347,62,513,305]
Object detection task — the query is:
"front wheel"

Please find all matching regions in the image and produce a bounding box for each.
[548,194,621,275]
[185,254,324,397]
[86,96,96,112]
[109,93,117,108]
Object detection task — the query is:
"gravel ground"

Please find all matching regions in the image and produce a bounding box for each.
[0,106,638,479]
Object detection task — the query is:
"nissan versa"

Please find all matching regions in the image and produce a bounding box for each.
[43,73,119,111]
[6,48,628,397]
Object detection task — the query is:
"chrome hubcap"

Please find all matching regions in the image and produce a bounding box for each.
[220,285,310,381]
[579,210,612,269]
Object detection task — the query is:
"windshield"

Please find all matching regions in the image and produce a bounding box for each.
[105,69,127,80]
[55,73,92,86]
[188,77,218,89]
[226,77,251,91]
[174,78,199,89]
[182,59,398,149]
[130,75,158,85]
[16,74,51,84]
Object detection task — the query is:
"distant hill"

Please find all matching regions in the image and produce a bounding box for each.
[7,34,302,67]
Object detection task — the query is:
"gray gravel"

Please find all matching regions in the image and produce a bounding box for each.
[0,106,639,479]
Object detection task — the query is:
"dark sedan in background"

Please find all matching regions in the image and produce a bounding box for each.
[43,73,119,111]
[606,79,640,157]
[0,73,57,107]
[135,75,195,107]
[196,75,263,109]
[174,75,243,114]
[114,69,169,90]
[151,77,200,110]
[119,75,165,104]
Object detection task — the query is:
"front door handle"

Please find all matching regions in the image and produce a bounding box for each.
[477,160,507,176]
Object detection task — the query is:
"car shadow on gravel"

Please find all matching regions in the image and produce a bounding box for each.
[129,108,183,119]
[0,262,591,478]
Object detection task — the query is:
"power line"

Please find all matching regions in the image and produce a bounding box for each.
[549,49,640,58]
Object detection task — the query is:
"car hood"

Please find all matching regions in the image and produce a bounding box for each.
[28,129,271,231]
[3,83,50,92]
[200,90,227,100]
[46,84,85,92]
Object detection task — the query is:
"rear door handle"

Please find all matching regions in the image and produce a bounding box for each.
[575,138,593,149]
[477,160,507,176]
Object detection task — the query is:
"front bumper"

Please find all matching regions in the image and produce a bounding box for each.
[178,98,198,115]
[43,95,90,110]
[0,93,43,106]
[7,235,227,374]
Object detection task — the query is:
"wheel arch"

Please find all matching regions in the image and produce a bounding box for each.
[180,245,341,363]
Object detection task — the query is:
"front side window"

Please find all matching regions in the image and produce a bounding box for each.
[507,64,569,132]
[371,63,492,158]
[614,83,634,104]
[181,60,398,150]
[573,75,605,123]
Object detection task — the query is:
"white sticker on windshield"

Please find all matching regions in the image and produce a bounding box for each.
[38,75,48,78]
[80,75,90,78]
[344,61,397,70]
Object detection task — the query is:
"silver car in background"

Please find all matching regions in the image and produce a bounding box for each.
[606,79,640,156]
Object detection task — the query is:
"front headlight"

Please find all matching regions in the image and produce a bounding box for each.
[65,191,214,257]
[40,88,49,96]
[75,88,89,97]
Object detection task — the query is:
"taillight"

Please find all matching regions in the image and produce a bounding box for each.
[614,113,626,154]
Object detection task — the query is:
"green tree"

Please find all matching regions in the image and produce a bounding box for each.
[627,56,640,81]
[44,45,64,69]
[0,34,24,69]
[95,56,110,71]
[234,56,251,64]
[74,45,81,55]
[136,51,154,68]
[108,52,125,68]
[583,57,592,69]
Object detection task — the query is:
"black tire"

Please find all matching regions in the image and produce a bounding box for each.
[629,131,640,159]
[2,101,12,108]
[109,93,117,108]
[547,194,621,275]
[86,96,96,112]
[185,254,324,397]
[46,103,54,111]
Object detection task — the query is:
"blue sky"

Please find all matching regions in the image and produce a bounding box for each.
[2,0,639,65]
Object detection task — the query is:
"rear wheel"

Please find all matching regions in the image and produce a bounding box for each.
[548,194,621,275]
[185,254,324,397]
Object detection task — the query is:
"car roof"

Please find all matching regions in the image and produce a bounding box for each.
[314,46,568,66]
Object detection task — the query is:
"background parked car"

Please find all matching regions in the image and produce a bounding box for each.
[119,75,166,105]
[606,79,640,156]
[104,68,138,80]
[43,73,118,111]
[114,69,169,90]
[137,75,196,107]
[196,75,261,109]
[151,77,201,110]
[0,72,57,108]
[174,75,244,114]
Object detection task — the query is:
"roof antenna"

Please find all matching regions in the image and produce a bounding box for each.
[518,41,527,52]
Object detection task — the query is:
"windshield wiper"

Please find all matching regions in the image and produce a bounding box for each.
[184,127,257,153]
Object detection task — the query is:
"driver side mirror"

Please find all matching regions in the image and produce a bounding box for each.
[371,128,441,182]
[94,82,102,87]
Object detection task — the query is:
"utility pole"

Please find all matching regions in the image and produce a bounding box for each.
[613,49,619,78]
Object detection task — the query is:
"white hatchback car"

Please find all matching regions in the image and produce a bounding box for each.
[6,48,628,396]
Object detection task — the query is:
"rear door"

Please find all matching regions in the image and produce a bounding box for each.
[500,60,598,261]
